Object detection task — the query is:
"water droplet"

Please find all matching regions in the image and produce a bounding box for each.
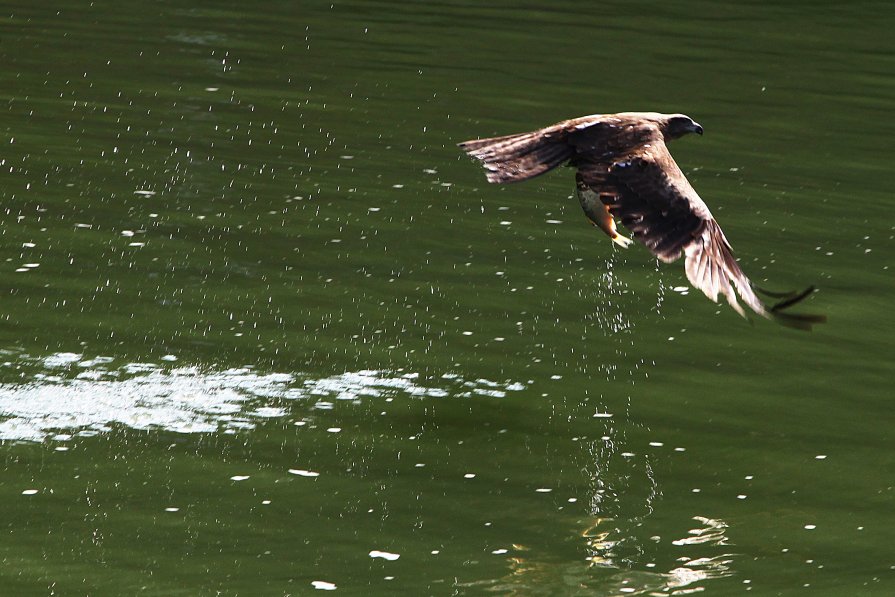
[369,550,400,561]
[288,469,320,477]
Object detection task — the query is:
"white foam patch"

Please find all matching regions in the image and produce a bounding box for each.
[0,353,526,442]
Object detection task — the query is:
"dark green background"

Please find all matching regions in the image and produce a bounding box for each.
[0,1,891,594]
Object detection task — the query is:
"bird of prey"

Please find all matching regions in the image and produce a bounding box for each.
[459,112,825,330]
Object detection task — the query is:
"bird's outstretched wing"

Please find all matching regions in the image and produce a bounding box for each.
[589,142,824,329]
[457,115,613,183]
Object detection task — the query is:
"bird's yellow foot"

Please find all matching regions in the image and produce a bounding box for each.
[611,233,633,248]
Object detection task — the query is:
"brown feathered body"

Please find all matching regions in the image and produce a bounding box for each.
[458,112,824,329]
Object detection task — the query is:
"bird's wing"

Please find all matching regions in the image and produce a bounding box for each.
[458,115,616,183]
[587,140,769,320]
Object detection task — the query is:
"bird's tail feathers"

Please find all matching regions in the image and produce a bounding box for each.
[458,131,572,183]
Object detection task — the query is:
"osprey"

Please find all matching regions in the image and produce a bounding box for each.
[459,112,825,330]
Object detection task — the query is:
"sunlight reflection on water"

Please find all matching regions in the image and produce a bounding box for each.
[0,352,526,442]
[470,514,734,595]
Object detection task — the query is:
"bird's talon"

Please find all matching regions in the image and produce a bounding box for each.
[612,234,633,248]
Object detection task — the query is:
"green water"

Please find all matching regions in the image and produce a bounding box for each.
[0,1,892,594]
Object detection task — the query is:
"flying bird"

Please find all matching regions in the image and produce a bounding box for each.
[459,112,825,330]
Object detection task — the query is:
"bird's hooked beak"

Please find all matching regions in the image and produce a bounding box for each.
[691,121,704,135]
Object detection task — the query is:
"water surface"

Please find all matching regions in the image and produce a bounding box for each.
[0,1,892,594]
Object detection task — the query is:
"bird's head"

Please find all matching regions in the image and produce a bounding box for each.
[663,114,703,140]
